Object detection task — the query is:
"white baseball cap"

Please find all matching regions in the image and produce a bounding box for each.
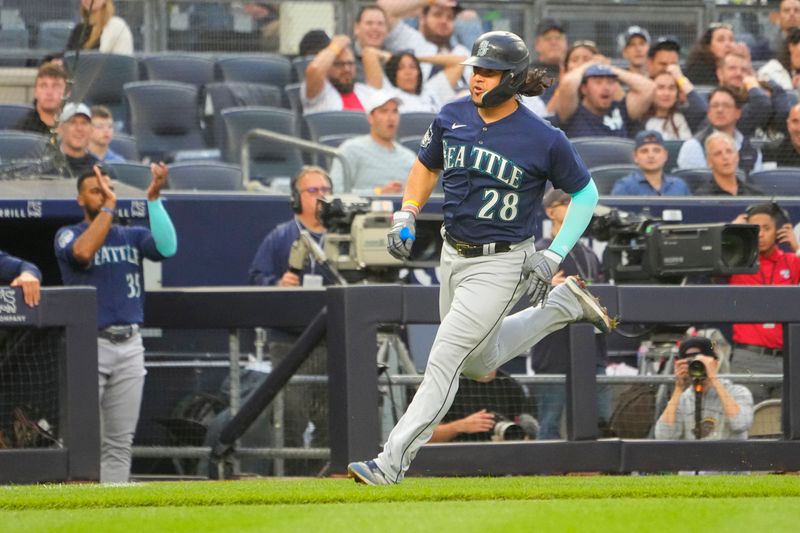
[364,89,402,114]
[59,102,92,123]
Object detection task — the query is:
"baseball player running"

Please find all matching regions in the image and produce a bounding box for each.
[55,163,177,483]
[348,31,613,485]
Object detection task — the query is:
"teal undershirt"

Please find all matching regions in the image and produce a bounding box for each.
[548,180,599,260]
[147,199,178,257]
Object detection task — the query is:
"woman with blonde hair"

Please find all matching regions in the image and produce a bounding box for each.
[66,0,134,56]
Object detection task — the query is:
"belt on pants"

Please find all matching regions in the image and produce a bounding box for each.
[99,324,138,344]
[444,231,512,258]
[734,343,782,357]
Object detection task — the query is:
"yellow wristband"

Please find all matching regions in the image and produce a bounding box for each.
[676,77,688,88]
[403,200,420,208]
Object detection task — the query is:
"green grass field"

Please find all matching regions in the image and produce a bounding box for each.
[2,475,799,532]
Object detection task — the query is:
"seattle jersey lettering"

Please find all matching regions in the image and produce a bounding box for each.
[93,245,141,267]
[442,140,524,189]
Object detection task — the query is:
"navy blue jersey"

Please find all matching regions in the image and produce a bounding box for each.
[55,222,166,328]
[0,249,41,282]
[249,219,334,286]
[418,96,590,244]
[559,98,631,139]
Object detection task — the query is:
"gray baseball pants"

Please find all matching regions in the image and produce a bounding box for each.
[375,240,583,483]
[98,332,146,483]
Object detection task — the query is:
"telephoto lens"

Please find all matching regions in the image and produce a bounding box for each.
[688,357,707,379]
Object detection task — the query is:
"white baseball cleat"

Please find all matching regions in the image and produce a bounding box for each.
[347,460,394,486]
[564,276,616,333]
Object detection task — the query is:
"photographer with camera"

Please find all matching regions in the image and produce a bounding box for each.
[655,336,753,440]
[429,369,536,442]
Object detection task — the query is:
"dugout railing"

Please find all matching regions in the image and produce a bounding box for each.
[143,285,800,478]
[0,287,99,484]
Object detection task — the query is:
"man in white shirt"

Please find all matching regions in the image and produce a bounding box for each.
[378,0,470,79]
[302,35,375,114]
[329,90,417,194]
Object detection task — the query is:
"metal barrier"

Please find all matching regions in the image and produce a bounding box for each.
[240,128,353,190]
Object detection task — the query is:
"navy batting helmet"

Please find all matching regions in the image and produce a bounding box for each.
[461,31,530,107]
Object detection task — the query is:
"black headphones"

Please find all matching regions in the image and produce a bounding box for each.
[745,201,791,229]
[290,167,332,214]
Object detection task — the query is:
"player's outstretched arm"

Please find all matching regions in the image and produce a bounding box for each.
[147,163,178,258]
[72,166,116,265]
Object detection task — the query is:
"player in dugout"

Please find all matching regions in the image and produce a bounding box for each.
[54,163,177,483]
[347,30,614,485]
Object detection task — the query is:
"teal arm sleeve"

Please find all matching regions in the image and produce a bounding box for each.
[548,179,599,259]
[148,199,178,257]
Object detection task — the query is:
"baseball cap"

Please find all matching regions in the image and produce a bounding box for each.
[59,102,92,123]
[620,25,651,50]
[542,188,571,209]
[634,130,665,150]
[582,63,617,81]
[648,35,681,58]
[678,336,717,359]
[364,89,402,114]
[298,29,331,57]
[423,1,462,15]
[536,17,565,36]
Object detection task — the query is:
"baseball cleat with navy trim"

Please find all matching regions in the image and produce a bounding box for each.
[347,460,394,485]
[565,276,617,333]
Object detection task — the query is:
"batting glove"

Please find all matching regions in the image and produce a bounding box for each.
[522,250,561,307]
[387,210,416,260]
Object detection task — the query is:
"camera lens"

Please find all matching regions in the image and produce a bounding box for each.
[688,357,707,379]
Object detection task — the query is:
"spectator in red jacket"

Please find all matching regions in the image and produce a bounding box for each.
[729,201,800,403]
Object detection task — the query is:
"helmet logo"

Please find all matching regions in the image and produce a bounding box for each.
[477,40,490,57]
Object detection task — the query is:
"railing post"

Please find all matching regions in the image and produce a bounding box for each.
[566,323,599,441]
[784,323,800,440]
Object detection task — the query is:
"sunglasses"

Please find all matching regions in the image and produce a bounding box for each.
[708,22,733,31]
[302,186,332,195]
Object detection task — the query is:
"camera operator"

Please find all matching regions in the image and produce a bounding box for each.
[247,165,334,475]
[728,202,800,404]
[655,336,753,440]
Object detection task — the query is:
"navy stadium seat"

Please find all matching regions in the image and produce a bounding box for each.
[397,112,437,140]
[141,54,216,87]
[109,133,140,162]
[571,136,636,168]
[64,52,139,130]
[106,161,152,190]
[588,164,641,195]
[0,104,34,130]
[221,106,304,183]
[216,55,292,87]
[168,161,243,191]
[124,81,208,161]
[304,111,370,143]
[748,167,800,196]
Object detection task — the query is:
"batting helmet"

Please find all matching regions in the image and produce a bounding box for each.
[461,31,530,107]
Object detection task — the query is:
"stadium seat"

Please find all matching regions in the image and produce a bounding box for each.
[304,111,370,143]
[400,135,422,154]
[0,104,34,130]
[284,83,303,115]
[0,130,49,161]
[750,399,782,438]
[571,136,636,168]
[216,55,292,87]
[124,81,208,161]
[397,112,437,139]
[663,139,683,172]
[168,161,243,191]
[588,164,640,195]
[109,133,140,162]
[141,54,216,87]
[202,82,284,148]
[671,168,713,193]
[106,161,152,190]
[221,106,304,183]
[291,55,314,83]
[37,20,75,50]
[64,52,140,130]
[0,27,29,49]
[748,167,800,196]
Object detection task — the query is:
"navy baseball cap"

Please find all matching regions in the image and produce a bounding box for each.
[648,35,681,57]
[634,130,665,149]
[582,64,617,81]
[536,17,565,36]
[543,188,571,209]
[678,337,717,359]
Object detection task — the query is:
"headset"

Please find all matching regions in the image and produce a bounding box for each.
[745,200,791,229]
[290,166,332,214]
